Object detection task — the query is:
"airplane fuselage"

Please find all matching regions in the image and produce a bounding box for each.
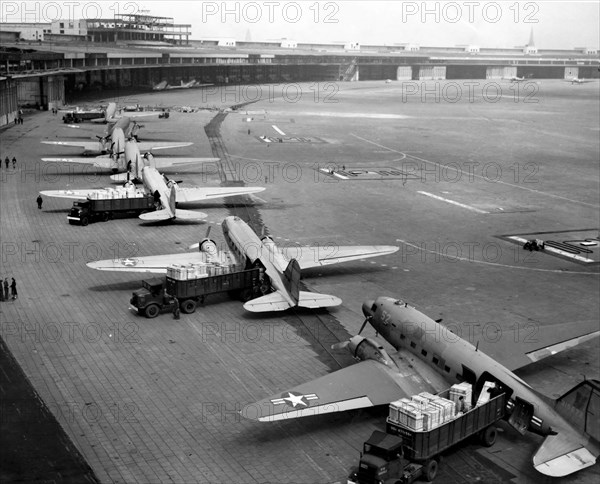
[221,216,295,305]
[365,297,587,441]
[141,166,174,217]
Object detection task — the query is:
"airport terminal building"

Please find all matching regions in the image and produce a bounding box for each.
[1,12,599,125]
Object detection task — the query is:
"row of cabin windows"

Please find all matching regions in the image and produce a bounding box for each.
[404,333,454,377]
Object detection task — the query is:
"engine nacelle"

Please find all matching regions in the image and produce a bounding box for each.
[199,238,218,257]
[351,336,392,367]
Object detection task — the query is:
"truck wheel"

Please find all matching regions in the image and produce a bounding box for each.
[101,212,109,222]
[424,459,438,482]
[145,304,160,318]
[80,216,89,226]
[181,299,197,314]
[480,425,497,447]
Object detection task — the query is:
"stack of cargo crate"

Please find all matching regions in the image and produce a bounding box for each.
[388,392,456,431]
[166,253,243,281]
[449,382,473,413]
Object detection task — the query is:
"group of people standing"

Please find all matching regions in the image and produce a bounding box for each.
[14,109,24,124]
[2,156,17,169]
[0,277,18,301]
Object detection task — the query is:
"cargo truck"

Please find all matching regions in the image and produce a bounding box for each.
[67,194,155,225]
[130,268,263,318]
[348,389,506,484]
[62,111,105,123]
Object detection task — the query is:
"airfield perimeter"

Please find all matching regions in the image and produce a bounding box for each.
[0,79,599,483]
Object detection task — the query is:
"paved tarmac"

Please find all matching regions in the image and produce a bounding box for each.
[0,79,598,483]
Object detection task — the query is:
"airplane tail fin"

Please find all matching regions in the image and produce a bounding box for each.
[555,379,600,441]
[282,259,301,305]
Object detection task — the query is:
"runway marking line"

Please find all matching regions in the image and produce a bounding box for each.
[351,134,599,209]
[418,191,489,214]
[272,125,286,135]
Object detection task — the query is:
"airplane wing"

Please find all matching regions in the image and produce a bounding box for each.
[41,140,100,150]
[40,156,116,170]
[117,112,161,119]
[86,251,211,273]
[175,186,265,203]
[533,433,598,477]
[291,245,399,270]
[243,290,342,312]
[136,141,193,151]
[152,157,220,168]
[468,320,599,372]
[40,189,100,200]
[242,353,447,422]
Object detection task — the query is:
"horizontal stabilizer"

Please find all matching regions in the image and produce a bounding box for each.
[533,435,597,477]
[174,209,208,220]
[243,290,341,312]
[297,291,342,309]
[243,292,293,312]
[110,172,136,182]
[138,209,207,222]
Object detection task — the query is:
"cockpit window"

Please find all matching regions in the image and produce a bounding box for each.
[371,303,377,312]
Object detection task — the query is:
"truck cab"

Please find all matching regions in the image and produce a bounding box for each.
[68,201,92,225]
[350,431,412,484]
[130,278,173,318]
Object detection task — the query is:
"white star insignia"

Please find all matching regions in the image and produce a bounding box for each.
[121,258,138,266]
[270,392,318,408]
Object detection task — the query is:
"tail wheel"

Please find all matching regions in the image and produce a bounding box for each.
[424,459,438,482]
[480,425,498,447]
[181,299,197,314]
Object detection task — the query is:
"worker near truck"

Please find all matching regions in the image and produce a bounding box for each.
[172,297,181,320]
[37,194,43,209]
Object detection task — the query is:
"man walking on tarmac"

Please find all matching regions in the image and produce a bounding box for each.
[37,194,43,209]
[4,278,10,300]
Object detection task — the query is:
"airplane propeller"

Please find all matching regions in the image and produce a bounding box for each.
[188,226,212,250]
[331,315,371,351]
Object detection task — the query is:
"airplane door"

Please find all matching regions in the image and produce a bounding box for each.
[508,397,535,435]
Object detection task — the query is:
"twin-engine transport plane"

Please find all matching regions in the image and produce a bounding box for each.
[41,124,194,173]
[86,216,399,311]
[41,167,265,222]
[243,296,599,477]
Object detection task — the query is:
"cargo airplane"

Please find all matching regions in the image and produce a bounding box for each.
[153,80,213,91]
[86,216,399,311]
[568,77,593,85]
[41,161,264,222]
[242,296,599,477]
[41,124,195,173]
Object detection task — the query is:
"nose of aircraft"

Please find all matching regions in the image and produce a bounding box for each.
[362,300,375,319]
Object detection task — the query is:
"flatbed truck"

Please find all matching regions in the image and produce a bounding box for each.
[130,268,263,318]
[67,194,155,225]
[348,390,506,484]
